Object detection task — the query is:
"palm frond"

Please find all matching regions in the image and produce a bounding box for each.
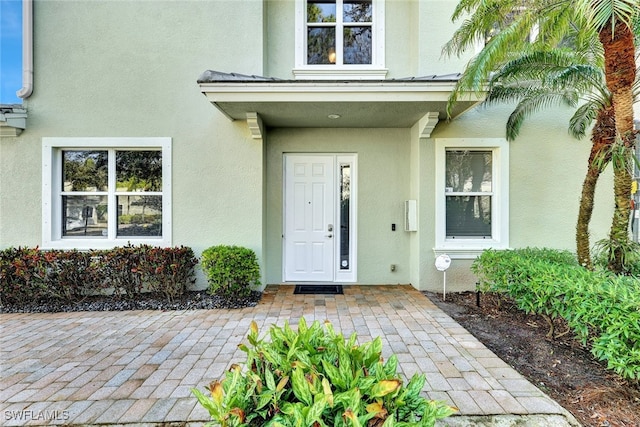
[488,88,580,140]
[446,20,540,116]
[533,1,587,47]
[489,50,588,83]
[577,0,640,32]
[443,0,532,58]
[569,101,601,138]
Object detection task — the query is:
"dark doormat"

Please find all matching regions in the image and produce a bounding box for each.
[294,284,344,295]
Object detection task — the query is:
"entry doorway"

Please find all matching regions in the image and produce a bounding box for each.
[283,154,357,282]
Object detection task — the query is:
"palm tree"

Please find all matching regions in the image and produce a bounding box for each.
[443,0,639,273]
[479,49,615,269]
[596,16,637,273]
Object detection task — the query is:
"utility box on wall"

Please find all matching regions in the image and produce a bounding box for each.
[405,200,417,231]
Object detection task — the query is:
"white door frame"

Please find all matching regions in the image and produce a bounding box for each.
[283,153,357,283]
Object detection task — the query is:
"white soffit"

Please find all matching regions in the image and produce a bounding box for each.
[198,72,481,129]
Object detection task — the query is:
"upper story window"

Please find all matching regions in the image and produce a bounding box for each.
[294,0,386,80]
[307,0,372,65]
[42,138,172,249]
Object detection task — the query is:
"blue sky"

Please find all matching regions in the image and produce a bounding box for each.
[1,0,22,104]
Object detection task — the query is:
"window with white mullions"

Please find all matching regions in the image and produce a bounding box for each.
[43,137,172,249]
[61,149,163,239]
[445,150,493,238]
[295,0,384,78]
[435,139,509,258]
[61,150,109,237]
[306,0,372,65]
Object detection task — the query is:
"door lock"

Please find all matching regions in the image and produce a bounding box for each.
[327,224,333,232]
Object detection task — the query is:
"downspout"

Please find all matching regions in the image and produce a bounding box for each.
[17,0,33,99]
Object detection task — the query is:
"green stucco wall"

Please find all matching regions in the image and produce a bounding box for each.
[265,0,472,79]
[265,128,413,285]
[0,1,269,287]
[417,104,614,291]
[0,0,618,293]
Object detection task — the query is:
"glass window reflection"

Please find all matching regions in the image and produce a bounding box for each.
[63,151,108,192]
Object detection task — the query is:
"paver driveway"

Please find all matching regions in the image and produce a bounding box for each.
[0,285,578,426]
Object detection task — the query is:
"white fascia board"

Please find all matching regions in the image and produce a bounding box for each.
[199,81,462,103]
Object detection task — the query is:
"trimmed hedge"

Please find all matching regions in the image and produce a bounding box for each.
[472,248,640,381]
[201,245,261,299]
[0,244,198,306]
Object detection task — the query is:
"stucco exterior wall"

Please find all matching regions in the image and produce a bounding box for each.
[417,104,615,291]
[265,0,473,79]
[0,0,622,293]
[264,128,413,285]
[0,1,269,288]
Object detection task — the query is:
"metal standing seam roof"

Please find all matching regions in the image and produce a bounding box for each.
[196,70,478,129]
[197,70,463,84]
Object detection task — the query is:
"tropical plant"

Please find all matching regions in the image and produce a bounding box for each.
[443,0,639,273]
[192,318,456,426]
[136,245,199,302]
[472,248,640,380]
[0,245,199,307]
[201,245,261,299]
[479,48,618,268]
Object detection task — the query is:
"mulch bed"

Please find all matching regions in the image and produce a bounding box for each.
[425,291,640,427]
[0,290,262,313]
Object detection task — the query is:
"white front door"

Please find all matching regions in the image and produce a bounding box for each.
[284,155,335,282]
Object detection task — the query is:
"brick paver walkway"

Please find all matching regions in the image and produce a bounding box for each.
[0,285,578,426]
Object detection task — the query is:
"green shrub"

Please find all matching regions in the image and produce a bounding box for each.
[46,249,103,301]
[592,238,640,276]
[0,244,199,307]
[92,244,144,299]
[0,247,50,305]
[136,245,199,302]
[201,245,261,298]
[472,248,640,381]
[192,318,455,427]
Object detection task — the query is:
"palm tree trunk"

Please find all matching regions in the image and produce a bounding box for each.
[599,21,637,273]
[576,106,615,269]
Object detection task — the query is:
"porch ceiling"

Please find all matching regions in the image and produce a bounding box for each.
[198,71,482,129]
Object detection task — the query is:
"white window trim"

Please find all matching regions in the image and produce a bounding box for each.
[434,138,509,259]
[293,0,387,80]
[42,137,172,250]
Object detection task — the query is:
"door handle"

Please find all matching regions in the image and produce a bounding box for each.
[325,234,333,238]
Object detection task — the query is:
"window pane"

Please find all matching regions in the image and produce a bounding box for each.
[344,26,371,64]
[344,0,372,23]
[340,164,351,270]
[116,150,162,192]
[63,151,108,192]
[446,196,492,238]
[308,27,336,64]
[62,195,108,237]
[307,1,336,23]
[117,195,162,237]
[445,151,492,193]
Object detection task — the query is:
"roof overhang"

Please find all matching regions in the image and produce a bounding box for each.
[198,71,482,138]
[0,105,27,137]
